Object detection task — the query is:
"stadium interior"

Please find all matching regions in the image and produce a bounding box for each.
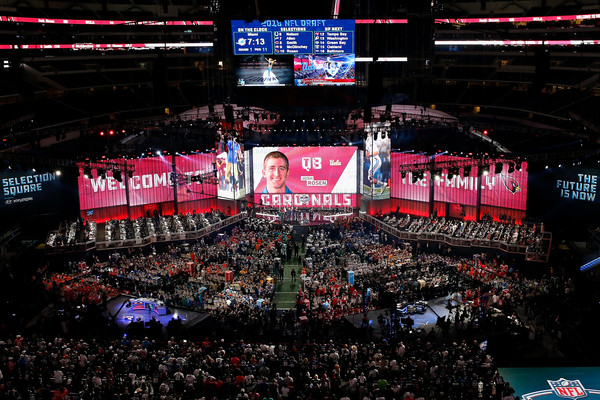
[2,0,600,398]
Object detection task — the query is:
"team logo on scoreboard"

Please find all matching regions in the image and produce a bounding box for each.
[500,174,521,194]
[523,378,600,400]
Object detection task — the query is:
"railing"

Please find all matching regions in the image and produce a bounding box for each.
[256,206,356,224]
[96,212,247,250]
[46,233,96,254]
[360,213,551,260]
[46,213,247,253]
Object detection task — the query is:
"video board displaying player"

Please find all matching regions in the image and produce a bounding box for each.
[216,136,246,200]
[252,146,358,208]
[236,55,294,87]
[293,54,355,86]
[363,126,391,199]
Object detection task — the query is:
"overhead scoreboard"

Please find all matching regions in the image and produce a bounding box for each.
[231,19,355,55]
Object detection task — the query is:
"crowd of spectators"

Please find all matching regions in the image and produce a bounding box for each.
[48,210,226,247]
[104,210,227,243]
[377,214,548,256]
[0,332,519,400]
[7,212,586,399]
[47,218,97,247]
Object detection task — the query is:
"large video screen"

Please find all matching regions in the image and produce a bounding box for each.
[78,154,216,210]
[252,146,357,207]
[216,138,246,200]
[236,55,294,87]
[362,126,391,199]
[294,54,355,86]
[231,19,355,55]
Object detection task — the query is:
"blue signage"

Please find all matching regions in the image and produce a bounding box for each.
[231,19,355,55]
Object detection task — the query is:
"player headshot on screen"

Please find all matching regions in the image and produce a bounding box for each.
[262,151,292,194]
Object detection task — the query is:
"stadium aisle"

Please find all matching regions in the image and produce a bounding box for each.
[272,250,304,311]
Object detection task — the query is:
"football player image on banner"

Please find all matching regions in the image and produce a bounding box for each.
[363,127,391,199]
[252,146,357,207]
[217,137,245,199]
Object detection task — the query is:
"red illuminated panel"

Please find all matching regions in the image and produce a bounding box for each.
[391,153,430,202]
[127,157,174,206]
[175,153,217,202]
[0,16,213,25]
[433,155,478,206]
[78,164,127,210]
[255,193,357,208]
[78,154,219,211]
[355,19,408,24]
[435,14,600,24]
[481,161,528,210]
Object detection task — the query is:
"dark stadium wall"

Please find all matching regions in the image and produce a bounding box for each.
[233,86,360,109]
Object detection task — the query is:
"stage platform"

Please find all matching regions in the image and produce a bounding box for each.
[344,297,452,339]
[255,208,357,226]
[104,295,208,336]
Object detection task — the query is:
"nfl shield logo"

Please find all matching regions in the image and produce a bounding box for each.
[297,194,310,206]
[548,379,588,399]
